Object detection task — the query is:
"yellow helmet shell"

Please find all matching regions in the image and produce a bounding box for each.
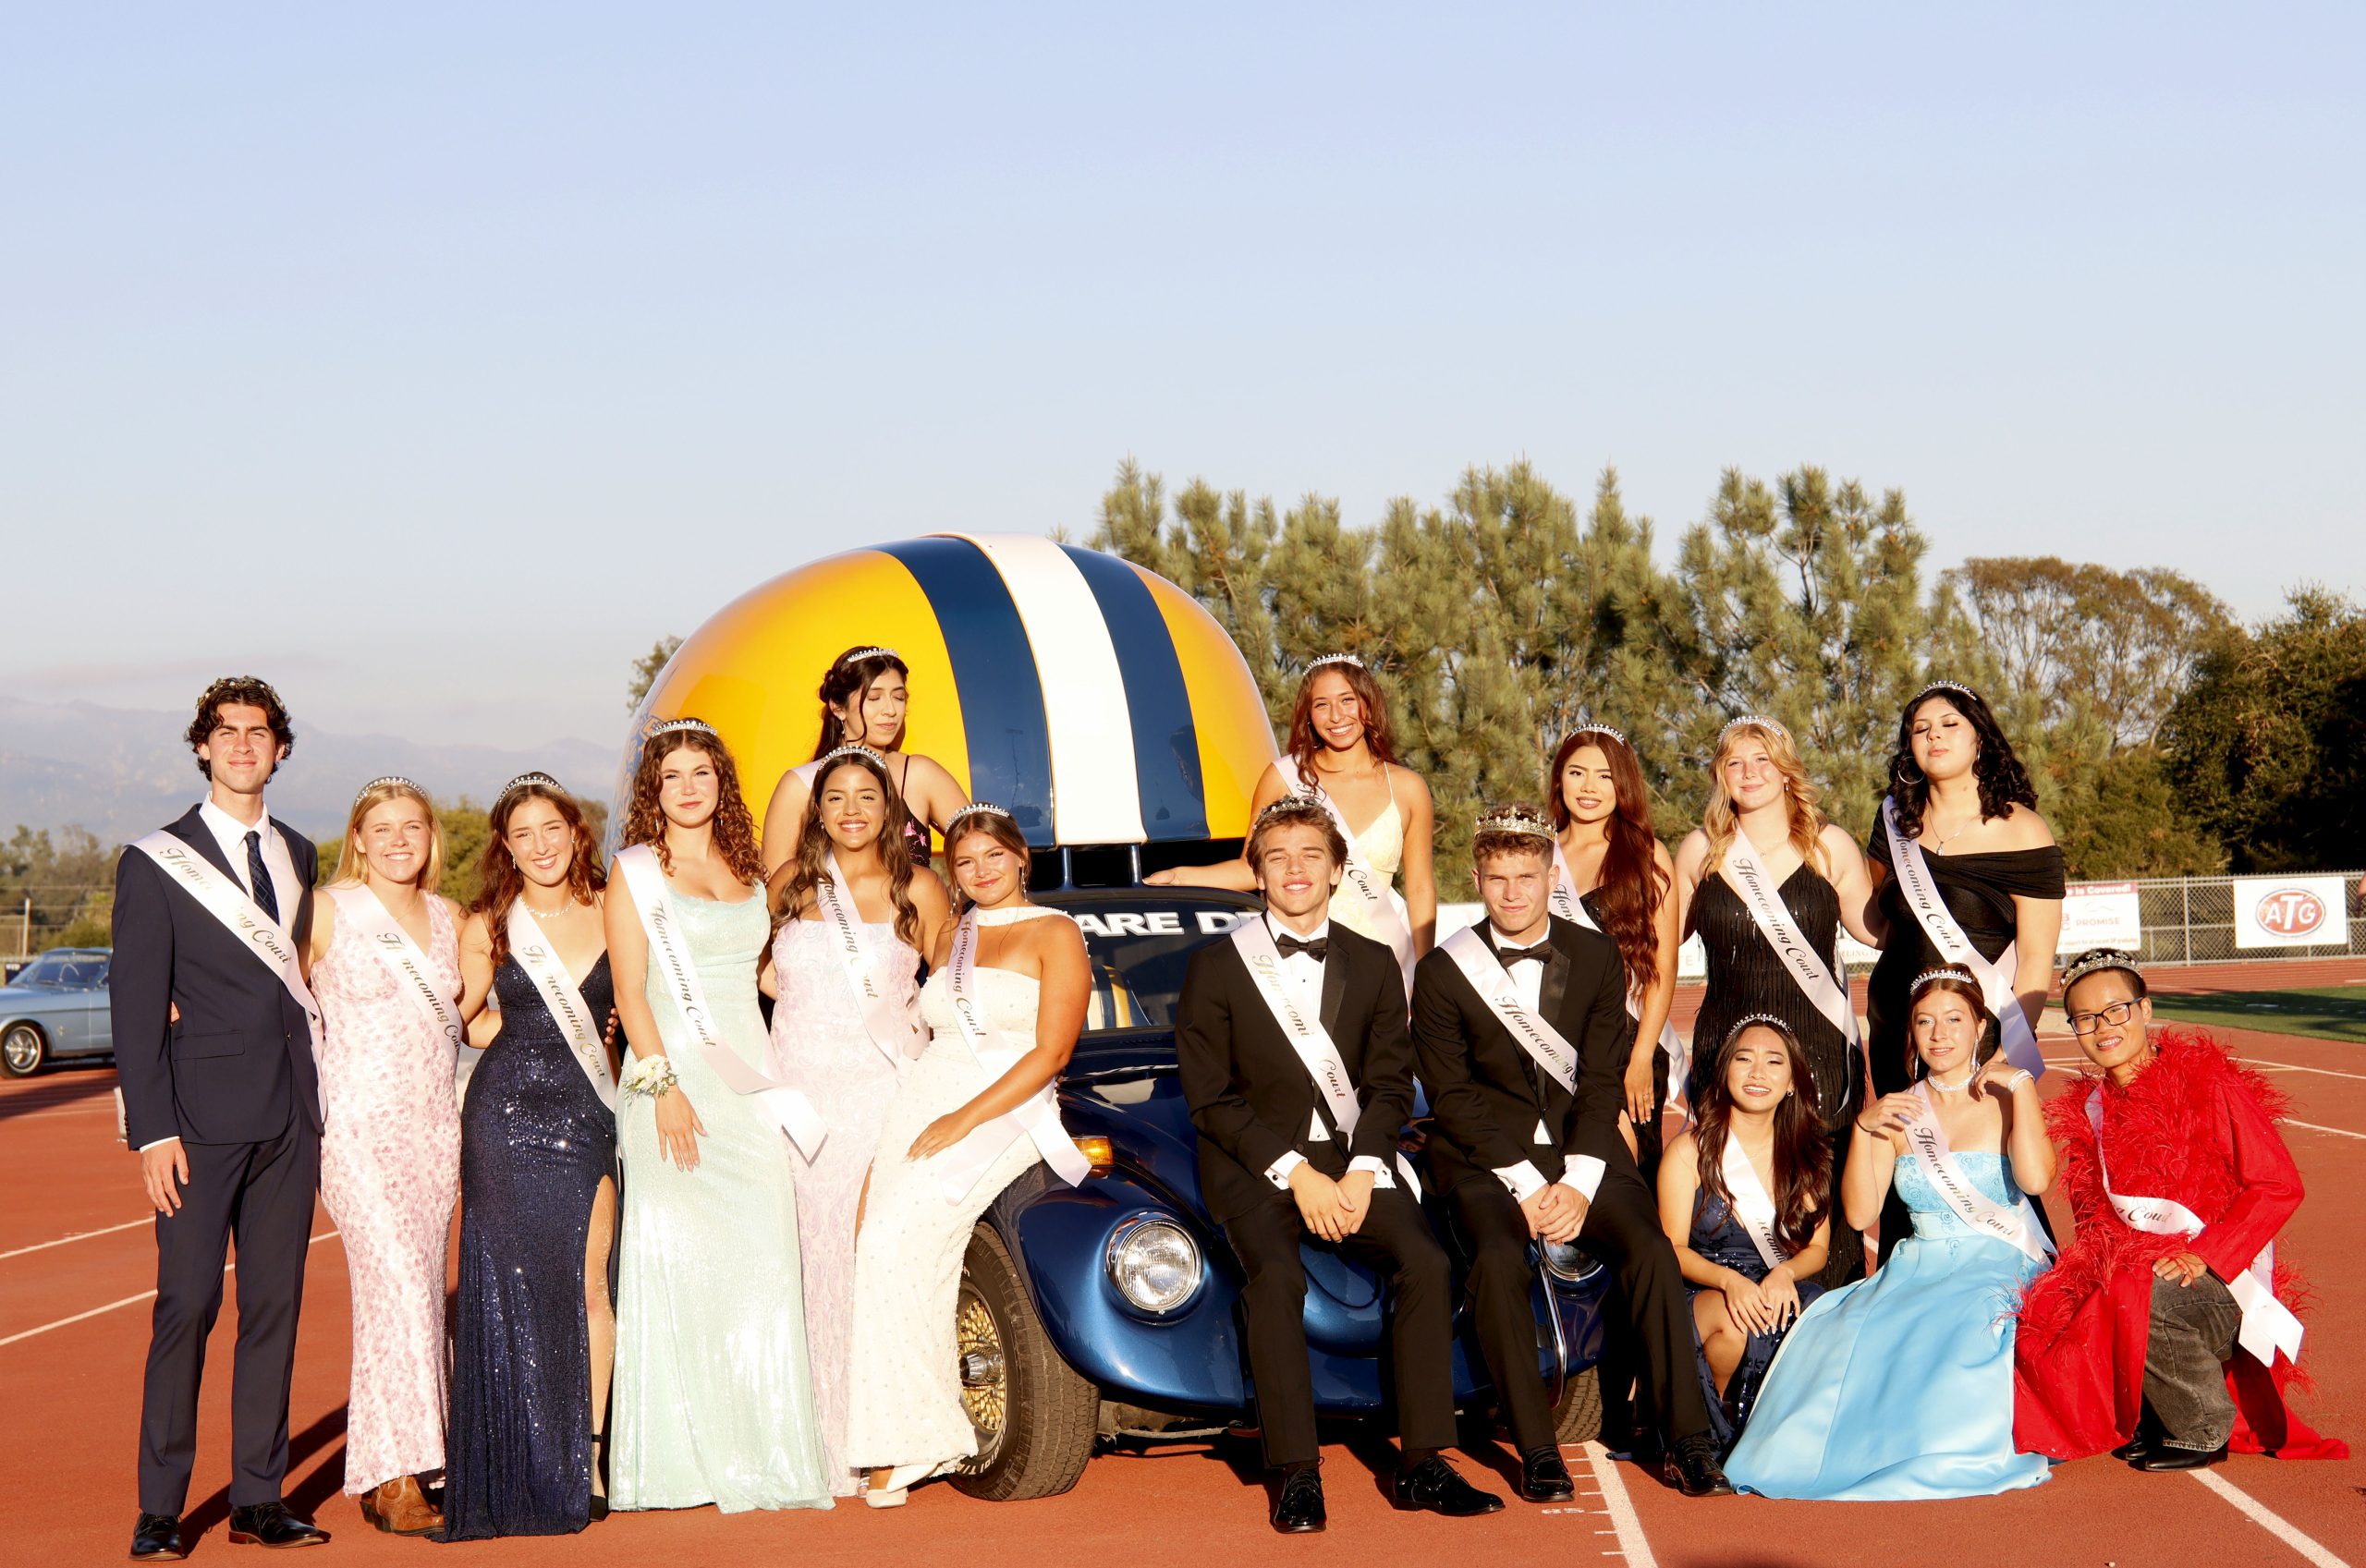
[618,533,1276,848]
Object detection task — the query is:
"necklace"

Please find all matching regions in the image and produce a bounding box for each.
[1927,1066,1978,1094]
[523,894,577,921]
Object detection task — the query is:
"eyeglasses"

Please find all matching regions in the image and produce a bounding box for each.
[2067,998,2142,1036]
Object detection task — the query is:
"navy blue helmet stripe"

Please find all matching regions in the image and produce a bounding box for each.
[1059,544,1210,842]
[873,537,1056,844]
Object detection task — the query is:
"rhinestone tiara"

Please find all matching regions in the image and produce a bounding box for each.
[1305,652,1365,672]
[813,743,888,772]
[495,772,563,804]
[1567,722,1628,748]
[2059,947,2143,994]
[351,774,422,808]
[1253,795,1332,826]
[945,801,1014,833]
[1910,678,1980,707]
[1909,966,1981,999]
[1722,1012,1796,1049]
[1718,713,1788,744]
[1474,804,1555,841]
[836,645,898,667]
[646,716,717,738]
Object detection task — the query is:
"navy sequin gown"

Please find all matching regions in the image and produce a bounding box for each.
[1685,1185,1823,1454]
[443,953,616,1540]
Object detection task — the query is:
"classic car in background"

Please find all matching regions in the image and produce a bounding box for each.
[1,946,114,1076]
[626,535,1613,1500]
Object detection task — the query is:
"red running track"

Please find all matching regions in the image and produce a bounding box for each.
[2,1017,2360,1567]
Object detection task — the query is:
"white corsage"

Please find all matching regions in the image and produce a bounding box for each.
[619,1053,679,1100]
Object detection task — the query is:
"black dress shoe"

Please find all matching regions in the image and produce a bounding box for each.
[1663,1433,1736,1497]
[227,1501,329,1548]
[1518,1449,1576,1503]
[1392,1455,1505,1517]
[1270,1468,1326,1534]
[2135,1441,2228,1472]
[2110,1432,2154,1463]
[130,1513,187,1562]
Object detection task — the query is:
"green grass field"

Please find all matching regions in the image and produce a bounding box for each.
[2148,986,2366,1044]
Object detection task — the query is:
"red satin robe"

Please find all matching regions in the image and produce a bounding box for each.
[2013,1029,2345,1461]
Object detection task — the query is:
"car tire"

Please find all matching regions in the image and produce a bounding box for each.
[948,1222,1098,1501]
[0,1023,44,1078]
[1552,1363,1603,1446]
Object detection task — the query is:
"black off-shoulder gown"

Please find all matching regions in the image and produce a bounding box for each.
[443,953,616,1540]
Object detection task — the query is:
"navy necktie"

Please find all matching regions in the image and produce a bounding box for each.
[244,830,280,923]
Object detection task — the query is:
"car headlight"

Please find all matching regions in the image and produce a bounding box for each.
[1105,1215,1203,1314]
[1539,1239,1598,1283]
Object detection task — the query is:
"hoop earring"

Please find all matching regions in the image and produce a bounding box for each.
[1898,762,1924,784]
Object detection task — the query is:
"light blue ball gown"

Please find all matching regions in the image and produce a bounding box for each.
[1722,1148,2052,1501]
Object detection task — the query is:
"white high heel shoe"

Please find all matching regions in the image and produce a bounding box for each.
[863,1462,933,1508]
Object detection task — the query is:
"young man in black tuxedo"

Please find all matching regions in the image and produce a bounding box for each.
[115,678,330,1560]
[1177,797,1502,1534]
[1412,805,1729,1499]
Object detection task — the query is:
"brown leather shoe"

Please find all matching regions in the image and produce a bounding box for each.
[359,1476,444,1537]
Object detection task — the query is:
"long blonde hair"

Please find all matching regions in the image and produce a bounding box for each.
[331,778,445,891]
[1701,721,1829,878]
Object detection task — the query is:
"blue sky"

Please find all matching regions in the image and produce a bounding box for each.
[4,4,2359,751]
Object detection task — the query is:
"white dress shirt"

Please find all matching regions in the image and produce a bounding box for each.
[1483,924,1606,1209]
[198,796,301,930]
[142,799,303,1152]
[1256,914,1394,1192]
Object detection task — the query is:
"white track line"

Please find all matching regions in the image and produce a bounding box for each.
[0,1216,152,1259]
[1575,1441,1656,1567]
[2189,1466,2353,1568]
[2280,1118,2365,1141]
[2244,1059,2366,1083]
[0,1229,337,1348]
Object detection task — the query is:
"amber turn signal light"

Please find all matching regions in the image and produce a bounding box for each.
[1073,1136,1115,1173]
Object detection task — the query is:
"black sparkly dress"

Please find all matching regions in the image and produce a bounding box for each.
[1689,862,1864,1286]
[443,953,616,1540]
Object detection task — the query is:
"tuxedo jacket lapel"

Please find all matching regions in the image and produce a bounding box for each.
[1541,930,1573,1037]
[1319,948,1348,1057]
[166,806,240,884]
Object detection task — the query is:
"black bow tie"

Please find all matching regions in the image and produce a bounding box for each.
[1275,932,1329,962]
[1498,941,1552,966]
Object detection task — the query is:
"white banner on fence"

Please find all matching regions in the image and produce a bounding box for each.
[2058,881,2143,954]
[2233,875,2348,950]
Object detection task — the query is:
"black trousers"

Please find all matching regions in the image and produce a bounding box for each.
[1453,1160,1708,1456]
[138,1114,319,1514]
[1221,1184,1456,1468]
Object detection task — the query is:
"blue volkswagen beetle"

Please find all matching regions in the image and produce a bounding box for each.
[0,946,115,1076]
[943,881,1611,1501]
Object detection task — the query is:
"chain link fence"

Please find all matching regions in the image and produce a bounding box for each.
[2103,871,2365,967]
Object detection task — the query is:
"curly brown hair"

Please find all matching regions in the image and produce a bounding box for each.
[773,751,926,952]
[1284,659,1401,782]
[184,675,295,780]
[622,726,765,885]
[474,779,607,968]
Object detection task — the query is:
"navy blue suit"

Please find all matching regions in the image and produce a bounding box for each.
[112,805,321,1515]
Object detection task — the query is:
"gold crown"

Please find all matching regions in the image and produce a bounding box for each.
[1474,805,1555,841]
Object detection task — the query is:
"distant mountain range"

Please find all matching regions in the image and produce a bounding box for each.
[0,699,616,841]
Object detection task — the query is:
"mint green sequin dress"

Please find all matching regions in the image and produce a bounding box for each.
[612,881,832,1513]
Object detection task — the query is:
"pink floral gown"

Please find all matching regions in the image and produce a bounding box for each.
[312,889,463,1495]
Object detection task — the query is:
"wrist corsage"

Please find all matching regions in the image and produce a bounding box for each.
[620,1054,679,1100]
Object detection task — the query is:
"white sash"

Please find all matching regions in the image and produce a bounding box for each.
[1900,1080,2053,1266]
[504,902,616,1111]
[128,832,323,1117]
[1231,918,1421,1194]
[931,908,1093,1200]
[815,852,923,1068]
[1552,843,1689,1112]
[1715,831,1860,1048]
[328,886,470,1109]
[1718,1134,1787,1270]
[1880,797,2044,1079]
[2084,1091,2304,1367]
[1441,925,1579,1095]
[1288,761,1415,991]
[614,845,826,1158]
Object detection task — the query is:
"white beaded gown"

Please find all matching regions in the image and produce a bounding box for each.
[842,906,1061,1481]
[766,915,921,1497]
[611,882,832,1513]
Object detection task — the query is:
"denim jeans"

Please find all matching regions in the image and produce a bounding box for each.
[2147,1274,2240,1451]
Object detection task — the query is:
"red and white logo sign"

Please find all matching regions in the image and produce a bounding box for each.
[2255,889,2328,939]
[2234,876,2348,950]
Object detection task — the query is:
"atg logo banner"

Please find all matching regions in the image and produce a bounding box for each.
[2232,875,2350,950]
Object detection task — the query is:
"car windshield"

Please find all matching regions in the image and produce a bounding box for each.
[17,952,98,987]
[1051,893,1259,1034]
